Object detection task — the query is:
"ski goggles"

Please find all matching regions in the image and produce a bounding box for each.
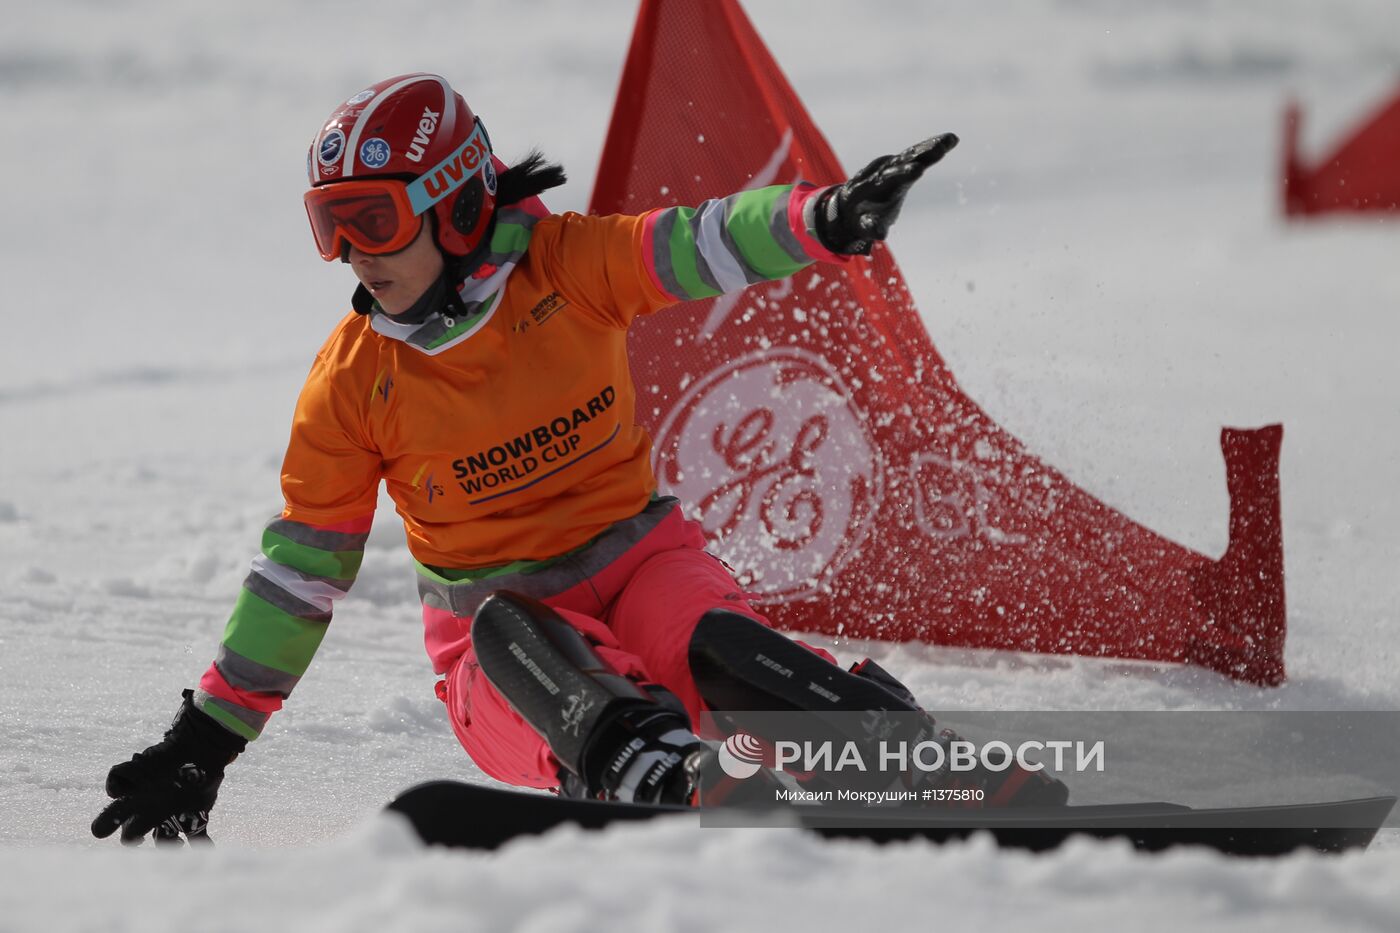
[303,179,423,261]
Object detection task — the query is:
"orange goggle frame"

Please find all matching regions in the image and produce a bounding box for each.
[303,179,424,261]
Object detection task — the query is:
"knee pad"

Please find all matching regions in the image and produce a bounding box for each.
[471,591,659,776]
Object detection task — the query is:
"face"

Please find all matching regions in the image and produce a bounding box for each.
[347,217,445,316]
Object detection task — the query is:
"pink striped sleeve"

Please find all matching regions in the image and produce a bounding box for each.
[788,182,853,265]
[638,208,685,301]
[198,664,286,715]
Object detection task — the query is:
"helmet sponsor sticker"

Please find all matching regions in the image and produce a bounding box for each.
[482,159,497,195]
[406,106,443,163]
[318,129,346,166]
[359,138,391,170]
[406,121,491,213]
[346,88,375,106]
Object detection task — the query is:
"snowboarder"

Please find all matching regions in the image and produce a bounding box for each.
[93,73,1061,845]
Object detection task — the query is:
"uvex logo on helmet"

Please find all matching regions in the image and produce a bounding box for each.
[406,107,442,163]
[406,126,491,212]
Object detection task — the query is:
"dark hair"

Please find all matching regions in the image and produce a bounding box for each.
[495,150,567,206]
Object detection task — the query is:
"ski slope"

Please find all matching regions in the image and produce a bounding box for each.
[1,1,1398,929]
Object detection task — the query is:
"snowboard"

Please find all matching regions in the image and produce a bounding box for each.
[385,780,1395,856]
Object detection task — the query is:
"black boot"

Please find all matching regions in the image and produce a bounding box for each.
[846,661,1068,807]
[688,610,936,762]
[572,704,712,806]
[689,610,1069,807]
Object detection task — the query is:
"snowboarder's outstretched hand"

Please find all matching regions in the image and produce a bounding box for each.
[814,134,959,255]
[92,689,246,846]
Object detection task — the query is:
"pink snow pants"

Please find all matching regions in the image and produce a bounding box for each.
[426,500,825,789]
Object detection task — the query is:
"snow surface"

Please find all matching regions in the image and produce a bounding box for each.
[2,0,1399,930]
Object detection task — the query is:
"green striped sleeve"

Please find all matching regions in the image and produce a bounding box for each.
[724,186,810,280]
[665,206,723,300]
[646,185,818,302]
[221,587,330,677]
[261,527,364,581]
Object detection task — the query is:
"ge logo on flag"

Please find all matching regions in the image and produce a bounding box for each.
[654,348,881,601]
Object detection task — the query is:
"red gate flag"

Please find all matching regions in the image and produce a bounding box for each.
[1283,86,1400,216]
[592,0,1287,685]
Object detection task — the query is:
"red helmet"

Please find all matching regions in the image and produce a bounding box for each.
[305,73,498,260]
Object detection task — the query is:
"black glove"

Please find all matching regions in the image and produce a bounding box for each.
[92,689,247,846]
[814,134,960,255]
